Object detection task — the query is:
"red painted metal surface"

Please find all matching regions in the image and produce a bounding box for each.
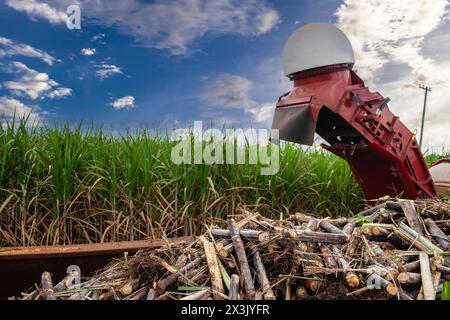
[275,65,436,200]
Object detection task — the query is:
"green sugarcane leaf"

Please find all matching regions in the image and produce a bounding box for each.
[442,282,450,300]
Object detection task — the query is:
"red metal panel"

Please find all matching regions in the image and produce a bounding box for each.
[275,66,436,200]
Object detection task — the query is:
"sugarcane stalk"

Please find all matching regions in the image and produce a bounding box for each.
[285,278,291,300]
[119,277,140,296]
[146,288,157,300]
[200,236,224,299]
[402,260,420,272]
[54,270,80,292]
[357,203,386,217]
[436,264,450,274]
[216,240,232,258]
[211,229,270,242]
[397,272,421,285]
[129,287,148,300]
[90,290,100,300]
[386,201,404,211]
[398,223,447,263]
[41,272,57,300]
[305,218,318,231]
[157,256,203,291]
[331,245,359,288]
[250,247,276,300]
[318,220,346,235]
[432,258,443,296]
[361,223,393,236]
[400,200,424,236]
[294,214,347,226]
[228,219,256,299]
[286,228,349,244]
[425,218,450,250]
[229,274,240,300]
[394,228,431,253]
[328,218,349,226]
[419,252,435,300]
[342,219,356,236]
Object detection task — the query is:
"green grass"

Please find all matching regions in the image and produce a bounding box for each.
[0,118,447,246]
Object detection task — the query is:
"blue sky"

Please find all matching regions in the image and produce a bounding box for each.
[0,0,449,148]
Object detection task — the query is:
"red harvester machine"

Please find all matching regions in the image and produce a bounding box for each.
[272,23,447,201]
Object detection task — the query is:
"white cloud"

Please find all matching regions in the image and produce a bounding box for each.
[6,0,67,24]
[96,64,123,79]
[7,0,280,55]
[248,103,274,124]
[90,33,105,43]
[3,61,71,100]
[3,61,57,99]
[255,10,280,34]
[81,48,96,56]
[206,73,254,109]
[46,87,72,99]
[110,96,135,109]
[335,0,450,148]
[204,73,274,124]
[0,36,57,65]
[0,96,43,125]
[336,0,448,84]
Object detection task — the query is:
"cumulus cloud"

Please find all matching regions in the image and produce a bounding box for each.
[204,73,274,124]
[335,0,450,148]
[3,61,71,100]
[110,96,135,109]
[0,36,57,65]
[6,0,67,24]
[7,0,280,55]
[3,61,57,99]
[0,96,43,124]
[336,0,448,84]
[96,64,123,79]
[81,48,96,56]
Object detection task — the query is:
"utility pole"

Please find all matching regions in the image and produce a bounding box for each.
[418,84,431,149]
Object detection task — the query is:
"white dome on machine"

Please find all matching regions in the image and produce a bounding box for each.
[282,23,355,76]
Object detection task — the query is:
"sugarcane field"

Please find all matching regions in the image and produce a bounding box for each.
[1,0,450,312]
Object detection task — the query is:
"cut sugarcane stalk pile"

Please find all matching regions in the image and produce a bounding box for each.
[15,197,450,300]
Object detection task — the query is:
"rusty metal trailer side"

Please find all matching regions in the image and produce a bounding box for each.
[0,237,193,299]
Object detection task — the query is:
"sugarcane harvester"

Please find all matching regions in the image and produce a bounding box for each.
[272,23,437,200]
